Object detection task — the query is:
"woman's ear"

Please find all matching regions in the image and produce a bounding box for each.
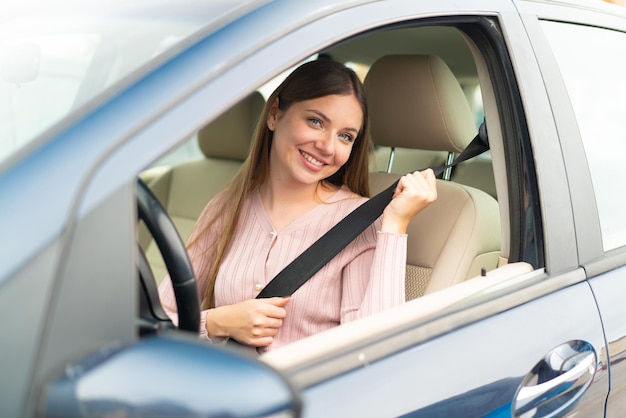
[266,98,279,131]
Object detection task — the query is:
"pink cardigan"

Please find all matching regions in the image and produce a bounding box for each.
[158,186,406,352]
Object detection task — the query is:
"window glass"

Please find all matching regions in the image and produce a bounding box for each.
[0,32,101,160]
[0,7,203,166]
[542,20,626,251]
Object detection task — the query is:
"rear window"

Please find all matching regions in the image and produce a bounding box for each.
[542,20,626,251]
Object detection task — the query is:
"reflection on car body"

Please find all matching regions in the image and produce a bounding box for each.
[2,0,626,416]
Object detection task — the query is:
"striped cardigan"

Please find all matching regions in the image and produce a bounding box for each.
[158,186,406,352]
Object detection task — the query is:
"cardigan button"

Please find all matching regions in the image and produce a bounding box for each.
[255,283,262,291]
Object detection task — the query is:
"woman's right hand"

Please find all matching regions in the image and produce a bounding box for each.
[205,297,290,347]
[381,169,437,234]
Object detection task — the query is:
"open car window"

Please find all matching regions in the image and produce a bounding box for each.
[138,17,544,353]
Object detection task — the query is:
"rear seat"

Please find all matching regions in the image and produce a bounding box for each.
[141,92,265,283]
[364,54,501,300]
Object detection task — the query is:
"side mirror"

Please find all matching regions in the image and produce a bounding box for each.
[40,335,301,417]
[1,43,40,85]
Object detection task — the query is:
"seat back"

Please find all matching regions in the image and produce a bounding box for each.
[143,92,265,282]
[364,55,500,299]
[450,155,497,199]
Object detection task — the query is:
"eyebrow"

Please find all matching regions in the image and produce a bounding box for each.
[307,109,359,134]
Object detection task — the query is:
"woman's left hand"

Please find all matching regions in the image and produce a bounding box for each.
[381,169,437,234]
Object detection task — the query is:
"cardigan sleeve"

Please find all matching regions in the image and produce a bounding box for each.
[340,228,407,323]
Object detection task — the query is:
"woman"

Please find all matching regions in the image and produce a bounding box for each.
[158,59,437,352]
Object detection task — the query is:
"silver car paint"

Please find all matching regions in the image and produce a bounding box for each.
[2,0,625,416]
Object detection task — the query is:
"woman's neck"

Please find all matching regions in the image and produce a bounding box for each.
[259,179,338,231]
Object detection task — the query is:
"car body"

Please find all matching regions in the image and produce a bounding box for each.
[2,0,626,416]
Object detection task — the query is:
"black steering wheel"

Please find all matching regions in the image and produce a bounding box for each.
[136,179,200,333]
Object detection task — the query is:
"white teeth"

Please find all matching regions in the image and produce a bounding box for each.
[301,151,324,167]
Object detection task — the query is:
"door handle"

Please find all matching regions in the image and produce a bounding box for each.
[513,340,597,417]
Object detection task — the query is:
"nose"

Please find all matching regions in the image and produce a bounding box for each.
[315,131,335,156]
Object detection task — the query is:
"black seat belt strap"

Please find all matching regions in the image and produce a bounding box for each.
[257,123,490,299]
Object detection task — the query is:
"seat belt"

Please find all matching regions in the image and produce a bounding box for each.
[257,122,490,299]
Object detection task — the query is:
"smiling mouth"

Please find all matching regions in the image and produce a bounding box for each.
[300,150,325,167]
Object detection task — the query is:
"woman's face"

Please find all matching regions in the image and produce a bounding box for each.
[267,94,363,188]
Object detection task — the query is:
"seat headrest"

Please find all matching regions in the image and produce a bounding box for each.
[197,91,265,160]
[364,55,476,153]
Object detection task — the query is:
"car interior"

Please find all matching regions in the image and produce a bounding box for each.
[138,22,540,363]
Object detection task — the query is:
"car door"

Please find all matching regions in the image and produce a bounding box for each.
[247,1,609,416]
[518,1,626,416]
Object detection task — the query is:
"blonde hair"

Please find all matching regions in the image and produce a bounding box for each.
[191,59,372,309]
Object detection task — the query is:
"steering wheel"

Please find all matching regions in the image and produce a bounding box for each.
[136,179,200,333]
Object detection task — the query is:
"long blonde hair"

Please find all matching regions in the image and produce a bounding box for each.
[192,59,372,309]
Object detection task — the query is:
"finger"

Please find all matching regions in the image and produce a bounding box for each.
[251,325,279,338]
[419,169,437,189]
[266,317,283,329]
[267,296,290,307]
[263,297,290,318]
[409,170,437,197]
[242,335,274,347]
[415,169,435,185]
[395,168,435,195]
[424,170,437,199]
[421,168,435,179]
[404,173,424,190]
[394,174,418,196]
[252,315,283,329]
[398,172,427,195]
[394,172,436,207]
[255,302,288,320]
[265,306,288,319]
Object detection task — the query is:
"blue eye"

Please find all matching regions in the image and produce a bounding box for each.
[308,118,322,127]
[339,133,354,143]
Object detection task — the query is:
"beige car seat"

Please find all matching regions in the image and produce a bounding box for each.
[142,92,265,283]
[450,155,497,199]
[364,55,501,300]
